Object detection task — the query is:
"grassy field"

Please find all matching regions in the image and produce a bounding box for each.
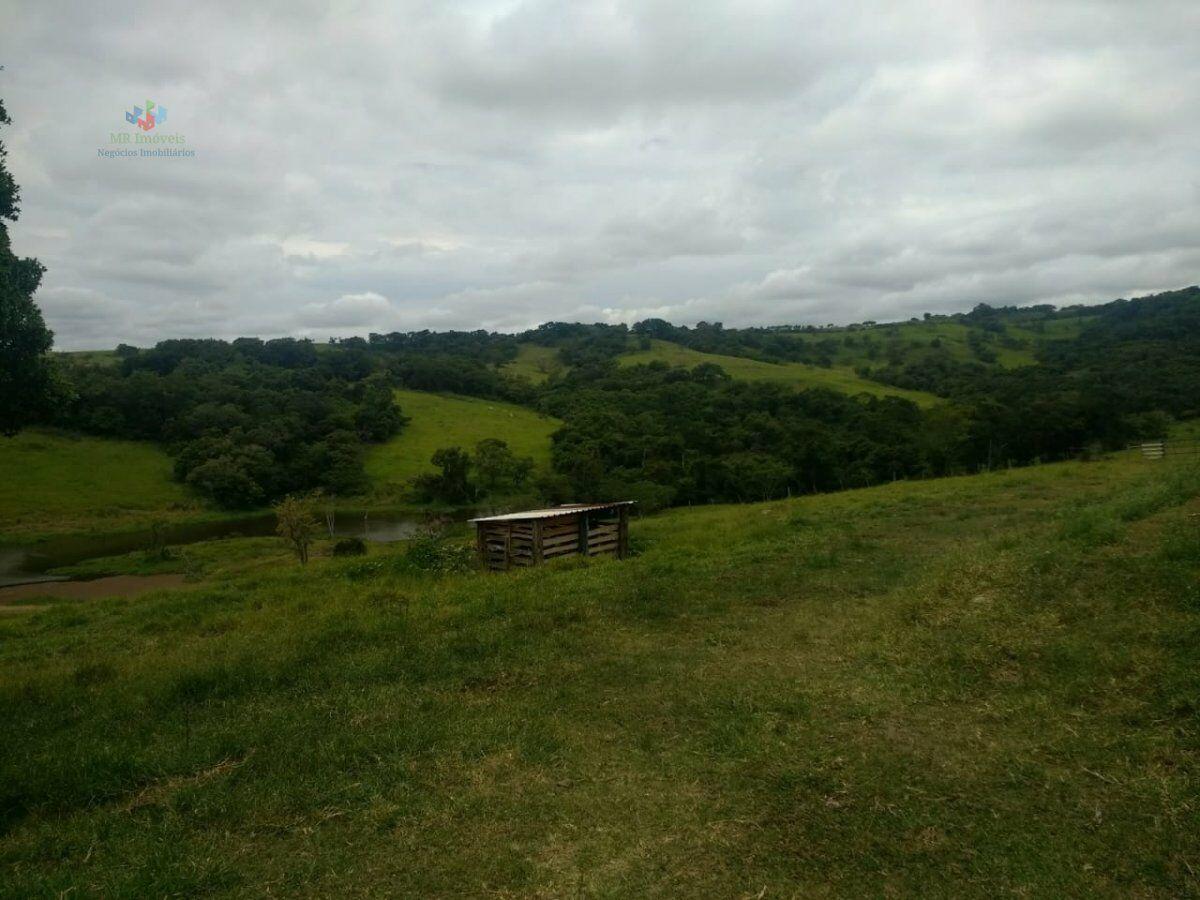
[783,316,1090,370]
[0,430,206,540]
[792,320,1037,368]
[619,340,940,406]
[499,343,566,384]
[2,451,1198,895]
[366,389,562,489]
[54,350,120,368]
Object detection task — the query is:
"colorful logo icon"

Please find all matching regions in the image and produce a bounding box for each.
[125,100,166,131]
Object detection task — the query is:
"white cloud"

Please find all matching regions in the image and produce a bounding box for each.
[298,291,394,330]
[278,238,351,260]
[1,0,1198,349]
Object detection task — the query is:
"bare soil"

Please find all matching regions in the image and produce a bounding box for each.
[0,573,187,610]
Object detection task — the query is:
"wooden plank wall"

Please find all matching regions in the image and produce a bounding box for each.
[477,507,629,571]
[479,522,536,571]
[585,512,621,557]
[541,515,581,561]
[478,523,508,571]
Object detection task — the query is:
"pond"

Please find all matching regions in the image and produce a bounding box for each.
[0,508,466,587]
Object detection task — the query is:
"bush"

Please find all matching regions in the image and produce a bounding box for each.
[186,456,266,508]
[333,537,367,557]
[405,532,476,574]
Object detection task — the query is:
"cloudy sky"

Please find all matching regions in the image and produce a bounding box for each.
[2,0,1198,349]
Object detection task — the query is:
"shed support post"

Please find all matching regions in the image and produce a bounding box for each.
[533,520,544,564]
[618,505,629,559]
[578,512,589,558]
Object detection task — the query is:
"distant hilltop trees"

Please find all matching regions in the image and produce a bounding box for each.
[50,284,1197,511]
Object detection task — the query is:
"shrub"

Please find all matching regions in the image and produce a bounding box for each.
[405,532,476,574]
[333,537,368,557]
[185,455,266,508]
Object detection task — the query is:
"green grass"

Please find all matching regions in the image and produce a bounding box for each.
[499,343,565,384]
[790,320,1038,367]
[1169,418,1200,442]
[783,316,1090,371]
[54,350,119,367]
[43,535,294,581]
[366,389,562,489]
[620,340,940,406]
[0,430,207,540]
[2,452,1198,895]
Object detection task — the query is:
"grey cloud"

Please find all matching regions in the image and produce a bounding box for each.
[298,291,394,329]
[431,0,829,118]
[1,0,1197,349]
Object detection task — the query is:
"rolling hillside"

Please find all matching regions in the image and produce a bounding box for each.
[1,451,1197,894]
[366,389,562,488]
[498,343,565,384]
[781,316,1088,370]
[618,339,940,406]
[0,430,200,539]
[54,349,119,367]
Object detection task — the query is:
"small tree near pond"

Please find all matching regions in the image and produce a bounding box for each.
[472,438,534,492]
[275,494,320,564]
[412,446,475,503]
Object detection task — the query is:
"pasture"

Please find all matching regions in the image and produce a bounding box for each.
[2,450,1197,895]
[365,389,562,489]
[499,343,566,384]
[783,316,1090,370]
[619,339,940,406]
[0,430,201,540]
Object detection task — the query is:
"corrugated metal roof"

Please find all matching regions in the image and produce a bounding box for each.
[469,501,635,524]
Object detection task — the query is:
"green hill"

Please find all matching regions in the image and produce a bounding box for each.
[0,430,201,539]
[498,343,565,384]
[54,349,120,367]
[1,451,1197,894]
[781,316,1089,370]
[619,339,940,406]
[366,389,562,488]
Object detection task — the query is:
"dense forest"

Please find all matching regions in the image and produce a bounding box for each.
[33,285,1198,511]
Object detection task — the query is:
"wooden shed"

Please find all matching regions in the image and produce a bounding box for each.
[471,502,634,572]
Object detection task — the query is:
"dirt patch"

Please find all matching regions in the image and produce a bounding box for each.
[0,573,188,608]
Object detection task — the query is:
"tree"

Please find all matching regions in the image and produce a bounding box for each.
[355,379,406,442]
[413,447,475,503]
[0,99,61,435]
[320,429,369,495]
[472,438,534,492]
[274,494,320,564]
[187,458,260,508]
[432,446,473,502]
[722,451,792,502]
